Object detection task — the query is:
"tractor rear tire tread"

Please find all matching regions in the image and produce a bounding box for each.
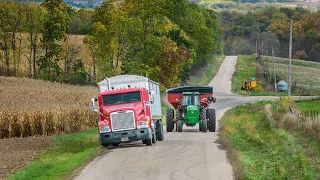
[207,109,216,132]
[200,109,207,132]
[166,109,174,132]
[177,120,183,132]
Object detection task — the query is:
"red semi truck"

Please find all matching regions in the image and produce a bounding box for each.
[90,75,164,147]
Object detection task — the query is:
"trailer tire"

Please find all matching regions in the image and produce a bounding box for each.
[156,120,164,141]
[177,120,183,132]
[166,109,174,132]
[200,109,207,132]
[207,109,216,132]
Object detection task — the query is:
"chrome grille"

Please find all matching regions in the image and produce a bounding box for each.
[110,111,135,131]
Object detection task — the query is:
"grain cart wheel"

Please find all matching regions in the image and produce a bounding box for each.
[177,120,183,132]
[207,109,216,132]
[200,109,207,133]
[166,109,174,132]
[156,120,164,141]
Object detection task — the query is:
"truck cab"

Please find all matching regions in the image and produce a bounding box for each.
[91,75,164,147]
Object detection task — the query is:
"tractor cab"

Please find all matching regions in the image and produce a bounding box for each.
[181,92,201,107]
[166,86,217,133]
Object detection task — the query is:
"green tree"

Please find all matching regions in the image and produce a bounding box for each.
[38,0,70,81]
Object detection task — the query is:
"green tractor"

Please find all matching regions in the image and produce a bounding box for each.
[166,86,217,132]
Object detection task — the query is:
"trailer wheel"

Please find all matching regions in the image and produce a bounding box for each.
[177,120,183,132]
[207,109,216,132]
[156,120,164,141]
[200,109,207,132]
[166,109,174,132]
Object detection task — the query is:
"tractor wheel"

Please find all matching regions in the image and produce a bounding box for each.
[156,120,164,141]
[207,109,216,132]
[176,110,183,132]
[177,120,183,132]
[200,109,207,132]
[166,109,174,132]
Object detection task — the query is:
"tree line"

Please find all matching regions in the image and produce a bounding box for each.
[219,7,320,63]
[0,0,220,88]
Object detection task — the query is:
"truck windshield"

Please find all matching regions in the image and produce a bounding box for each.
[102,91,141,106]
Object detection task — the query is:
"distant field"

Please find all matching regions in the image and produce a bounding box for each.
[232,55,320,96]
[0,76,98,138]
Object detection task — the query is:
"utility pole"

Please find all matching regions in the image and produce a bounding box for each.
[261,40,264,65]
[256,40,258,59]
[288,19,293,97]
[272,49,277,93]
[266,50,269,78]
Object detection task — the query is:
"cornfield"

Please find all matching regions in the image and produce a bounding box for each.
[0,76,99,138]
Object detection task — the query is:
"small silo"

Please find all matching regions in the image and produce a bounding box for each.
[277,80,288,92]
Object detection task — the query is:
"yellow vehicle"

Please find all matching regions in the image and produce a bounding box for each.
[241,77,257,91]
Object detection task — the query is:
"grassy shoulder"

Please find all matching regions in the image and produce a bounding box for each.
[8,128,104,180]
[295,98,320,113]
[220,102,320,179]
[232,55,320,96]
[188,55,225,86]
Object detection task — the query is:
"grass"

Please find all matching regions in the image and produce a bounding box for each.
[0,76,98,138]
[232,55,320,96]
[220,102,320,179]
[187,55,225,86]
[7,128,104,180]
[231,55,258,94]
[295,98,320,113]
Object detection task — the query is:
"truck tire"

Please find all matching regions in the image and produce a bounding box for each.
[200,109,207,132]
[177,120,183,132]
[156,120,164,141]
[152,131,156,144]
[207,108,216,132]
[166,109,174,132]
[145,138,152,146]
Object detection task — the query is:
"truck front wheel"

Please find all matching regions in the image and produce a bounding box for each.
[144,138,152,146]
[166,109,174,132]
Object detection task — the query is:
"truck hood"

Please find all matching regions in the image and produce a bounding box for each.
[102,102,144,115]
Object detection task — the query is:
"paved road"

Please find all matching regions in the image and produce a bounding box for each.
[76,56,317,180]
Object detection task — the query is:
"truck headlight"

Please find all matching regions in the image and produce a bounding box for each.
[99,126,110,133]
[137,121,149,129]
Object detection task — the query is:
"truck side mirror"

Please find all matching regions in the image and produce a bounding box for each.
[145,102,151,107]
[90,98,98,113]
